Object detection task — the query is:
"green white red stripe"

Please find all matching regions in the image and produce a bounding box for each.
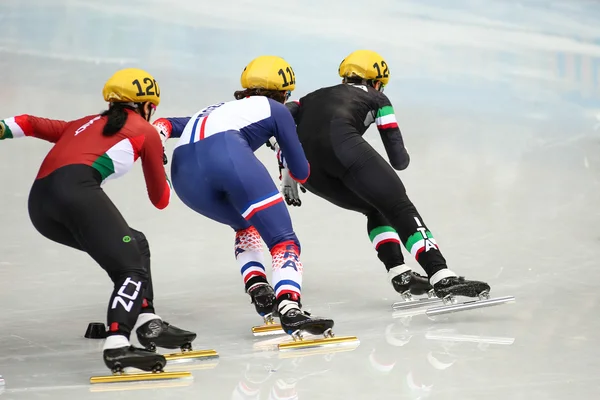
[369,226,400,249]
[376,106,398,130]
[405,230,438,259]
[0,117,28,139]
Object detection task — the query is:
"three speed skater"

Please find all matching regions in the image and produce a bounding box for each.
[270,50,491,301]
[0,68,195,374]
[152,55,335,339]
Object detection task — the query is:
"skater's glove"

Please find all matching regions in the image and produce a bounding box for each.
[281,168,305,207]
[153,121,171,166]
[266,137,280,153]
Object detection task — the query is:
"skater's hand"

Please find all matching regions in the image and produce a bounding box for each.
[154,122,170,165]
[266,137,280,153]
[281,168,305,207]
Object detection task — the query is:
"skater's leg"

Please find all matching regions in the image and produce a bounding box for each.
[304,168,407,272]
[128,228,156,315]
[303,165,430,294]
[215,137,303,309]
[63,194,148,346]
[235,225,276,317]
[366,211,405,271]
[171,136,272,313]
[334,141,489,297]
[126,228,196,350]
[28,165,165,372]
[29,172,148,341]
[337,143,451,281]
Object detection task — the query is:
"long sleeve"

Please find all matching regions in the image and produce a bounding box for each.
[139,125,171,209]
[0,115,69,143]
[270,100,310,184]
[374,99,410,171]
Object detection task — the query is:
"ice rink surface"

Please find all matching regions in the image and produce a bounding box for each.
[1,0,600,398]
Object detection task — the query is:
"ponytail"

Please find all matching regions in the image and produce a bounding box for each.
[100,103,132,136]
[233,88,287,103]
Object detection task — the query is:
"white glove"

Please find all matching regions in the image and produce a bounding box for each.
[281,168,305,207]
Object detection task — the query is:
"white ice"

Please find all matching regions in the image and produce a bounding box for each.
[1,0,600,399]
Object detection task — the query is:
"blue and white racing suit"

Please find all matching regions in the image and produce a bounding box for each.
[154,96,309,301]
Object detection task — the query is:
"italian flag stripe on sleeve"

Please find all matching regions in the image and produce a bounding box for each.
[0,116,29,139]
[376,106,398,130]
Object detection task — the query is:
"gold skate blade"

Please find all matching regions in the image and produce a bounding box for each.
[89,378,192,392]
[164,349,219,361]
[278,336,359,351]
[252,324,285,336]
[425,296,515,317]
[90,371,192,384]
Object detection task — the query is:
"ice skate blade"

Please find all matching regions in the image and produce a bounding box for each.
[426,296,515,317]
[90,371,192,384]
[163,349,218,362]
[252,324,285,336]
[278,336,359,351]
[89,378,192,392]
[391,297,442,310]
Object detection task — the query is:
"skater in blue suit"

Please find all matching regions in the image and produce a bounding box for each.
[153,55,335,337]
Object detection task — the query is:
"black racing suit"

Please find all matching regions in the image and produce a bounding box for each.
[285,83,448,278]
[28,165,158,336]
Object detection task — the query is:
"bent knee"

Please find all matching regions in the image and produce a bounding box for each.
[129,228,150,257]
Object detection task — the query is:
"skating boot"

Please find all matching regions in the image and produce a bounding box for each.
[276,295,333,338]
[390,269,434,298]
[136,318,217,362]
[249,282,276,319]
[103,346,166,373]
[136,318,197,352]
[433,276,490,299]
[249,283,284,336]
[274,296,359,352]
[390,267,439,311]
[90,345,194,384]
[420,275,514,317]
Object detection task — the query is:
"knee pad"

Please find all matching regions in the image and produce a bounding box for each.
[235,226,263,256]
[129,228,150,257]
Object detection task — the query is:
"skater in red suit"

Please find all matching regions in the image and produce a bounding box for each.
[0,68,195,374]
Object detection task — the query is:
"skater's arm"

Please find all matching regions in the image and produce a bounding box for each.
[139,125,172,210]
[265,101,300,152]
[0,115,69,143]
[152,117,191,140]
[269,99,310,184]
[374,96,410,171]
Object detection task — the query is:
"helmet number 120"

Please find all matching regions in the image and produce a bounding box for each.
[278,67,296,88]
[132,78,161,98]
[372,61,389,80]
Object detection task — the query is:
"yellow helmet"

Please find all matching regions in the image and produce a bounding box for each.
[240,55,296,91]
[102,68,161,107]
[338,50,390,86]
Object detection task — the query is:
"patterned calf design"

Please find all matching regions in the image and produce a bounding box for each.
[271,241,303,300]
[235,227,267,288]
